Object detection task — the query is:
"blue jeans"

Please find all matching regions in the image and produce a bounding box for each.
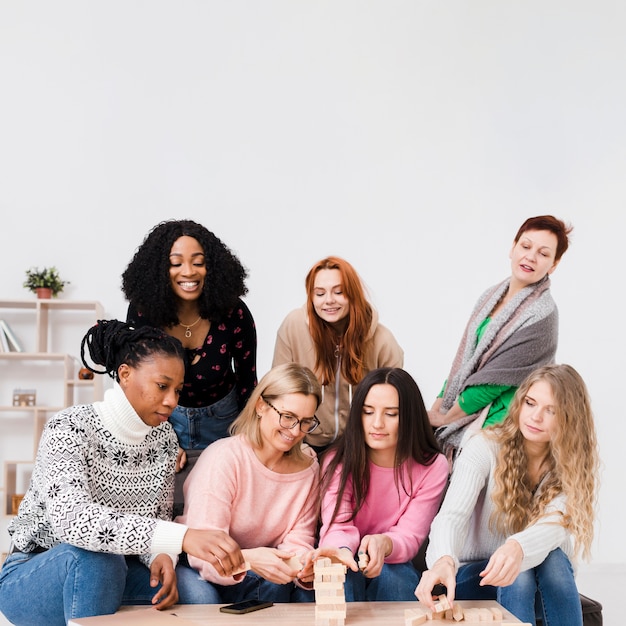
[169,386,239,450]
[170,388,239,516]
[455,549,581,626]
[176,562,296,603]
[455,559,497,601]
[345,561,421,601]
[498,548,582,626]
[0,546,161,626]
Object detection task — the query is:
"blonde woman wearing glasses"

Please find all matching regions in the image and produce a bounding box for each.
[174,363,322,604]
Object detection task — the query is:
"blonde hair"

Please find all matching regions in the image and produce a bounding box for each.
[487,364,599,561]
[229,362,322,463]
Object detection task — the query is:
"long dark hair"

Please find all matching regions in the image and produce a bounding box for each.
[81,319,185,381]
[321,367,441,525]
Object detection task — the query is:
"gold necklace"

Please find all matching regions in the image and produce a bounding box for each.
[178,316,202,338]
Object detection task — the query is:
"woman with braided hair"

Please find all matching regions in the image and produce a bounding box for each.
[416,364,600,626]
[122,219,258,515]
[0,320,244,626]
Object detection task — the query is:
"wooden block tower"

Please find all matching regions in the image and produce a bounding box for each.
[313,557,347,626]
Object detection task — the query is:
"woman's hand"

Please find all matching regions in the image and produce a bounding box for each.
[429,402,467,428]
[479,540,523,587]
[304,546,359,579]
[182,528,245,577]
[148,554,179,610]
[414,555,456,611]
[244,548,304,585]
[175,448,187,473]
[358,534,392,578]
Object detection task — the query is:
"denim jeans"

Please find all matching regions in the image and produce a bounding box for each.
[498,548,582,626]
[169,386,239,450]
[0,545,160,626]
[170,387,239,516]
[455,549,581,626]
[455,559,497,601]
[175,562,296,604]
[345,561,421,601]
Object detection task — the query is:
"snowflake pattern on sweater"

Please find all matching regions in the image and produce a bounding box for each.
[8,388,179,567]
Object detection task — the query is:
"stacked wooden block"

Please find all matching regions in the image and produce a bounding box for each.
[404,595,530,624]
[314,557,347,626]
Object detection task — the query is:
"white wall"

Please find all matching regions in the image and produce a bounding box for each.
[1,1,624,568]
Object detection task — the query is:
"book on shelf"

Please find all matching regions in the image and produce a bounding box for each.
[0,325,9,352]
[0,319,23,352]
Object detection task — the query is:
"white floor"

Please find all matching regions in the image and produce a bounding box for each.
[0,562,622,625]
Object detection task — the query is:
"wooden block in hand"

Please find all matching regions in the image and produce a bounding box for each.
[357,551,370,571]
[285,555,302,572]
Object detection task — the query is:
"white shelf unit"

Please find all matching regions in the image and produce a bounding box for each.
[0,299,105,533]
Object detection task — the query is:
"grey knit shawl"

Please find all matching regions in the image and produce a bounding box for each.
[435,275,558,456]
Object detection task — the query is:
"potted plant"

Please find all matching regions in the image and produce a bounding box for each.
[23,266,69,299]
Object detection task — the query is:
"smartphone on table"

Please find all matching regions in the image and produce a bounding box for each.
[219,600,274,614]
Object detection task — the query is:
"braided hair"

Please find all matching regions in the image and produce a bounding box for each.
[80,319,185,382]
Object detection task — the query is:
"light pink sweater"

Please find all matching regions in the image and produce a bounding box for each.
[176,434,320,585]
[319,452,449,564]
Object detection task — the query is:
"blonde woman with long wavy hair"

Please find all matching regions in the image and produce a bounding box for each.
[416,364,599,626]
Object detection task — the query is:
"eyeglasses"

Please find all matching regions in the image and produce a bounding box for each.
[263,398,320,434]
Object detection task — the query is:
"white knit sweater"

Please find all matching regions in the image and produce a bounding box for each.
[426,432,574,573]
[8,383,188,566]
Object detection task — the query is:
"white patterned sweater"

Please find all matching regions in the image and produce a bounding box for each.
[8,383,188,567]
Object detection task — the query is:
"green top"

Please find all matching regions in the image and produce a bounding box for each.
[438,317,517,428]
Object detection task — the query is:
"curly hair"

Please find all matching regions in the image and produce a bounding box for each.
[305,256,373,386]
[487,364,599,561]
[121,219,248,327]
[321,367,442,526]
[80,319,185,382]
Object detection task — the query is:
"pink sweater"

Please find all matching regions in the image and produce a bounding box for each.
[319,452,449,564]
[176,434,319,585]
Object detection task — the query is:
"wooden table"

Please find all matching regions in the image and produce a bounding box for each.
[68,600,524,625]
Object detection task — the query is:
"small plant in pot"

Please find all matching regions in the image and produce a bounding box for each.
[23,266,69,299]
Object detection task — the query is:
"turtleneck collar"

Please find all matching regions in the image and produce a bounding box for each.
[93,382,153,445]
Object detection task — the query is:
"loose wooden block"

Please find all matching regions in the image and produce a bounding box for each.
[404,607,428,625]
[489,606,503,620]
[477,607,494,621]
[452,603,464,622]
[436,594,451,612]
[462,607,481,622]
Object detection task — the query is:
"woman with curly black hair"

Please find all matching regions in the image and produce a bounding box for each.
[122,219,258,514]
